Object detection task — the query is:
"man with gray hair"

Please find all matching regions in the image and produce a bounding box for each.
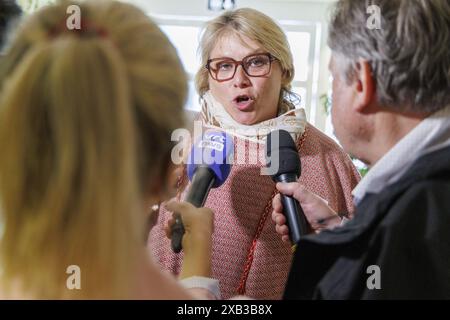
[272,0,450,299]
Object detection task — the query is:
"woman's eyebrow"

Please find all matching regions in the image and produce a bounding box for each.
[209,50,267,60]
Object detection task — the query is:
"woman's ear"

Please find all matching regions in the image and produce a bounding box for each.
[146,163,176,201]
[165,163,184,198]
[281,69,292,86]
[144,163,178,237]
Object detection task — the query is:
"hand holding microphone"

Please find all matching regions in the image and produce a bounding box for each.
[272,182,341,240]
[170,131,234,253]
[266,130,308,246]
[267,130,341,242]
[165,200,214,279]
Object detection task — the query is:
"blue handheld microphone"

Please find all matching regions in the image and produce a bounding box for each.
[171,130,234,253]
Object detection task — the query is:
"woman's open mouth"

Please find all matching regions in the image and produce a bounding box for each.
[233,95,255,111]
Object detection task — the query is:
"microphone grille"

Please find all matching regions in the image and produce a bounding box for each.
[265,129,301,177]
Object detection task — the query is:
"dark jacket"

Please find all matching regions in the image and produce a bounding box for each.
[284,146,450,299]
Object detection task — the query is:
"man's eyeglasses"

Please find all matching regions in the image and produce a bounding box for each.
[206,53,277,82]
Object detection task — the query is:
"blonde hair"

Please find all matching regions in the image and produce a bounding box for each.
[0,0,186,298]
[195,8,295,102]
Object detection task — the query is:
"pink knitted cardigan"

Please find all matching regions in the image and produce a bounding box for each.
[148,123,360,299]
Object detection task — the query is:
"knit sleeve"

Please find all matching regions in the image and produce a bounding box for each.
[298,123,361,217]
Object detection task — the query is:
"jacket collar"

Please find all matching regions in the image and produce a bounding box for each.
[301,145,450,246]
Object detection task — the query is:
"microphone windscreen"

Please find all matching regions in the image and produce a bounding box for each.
[187,130,234,188]
[266,130,300,178]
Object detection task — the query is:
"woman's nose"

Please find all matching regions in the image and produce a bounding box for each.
[233,65,251,88]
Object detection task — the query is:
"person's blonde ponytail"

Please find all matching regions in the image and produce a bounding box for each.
[0,0,187,298]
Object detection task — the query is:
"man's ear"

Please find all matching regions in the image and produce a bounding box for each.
[354,59,376,113]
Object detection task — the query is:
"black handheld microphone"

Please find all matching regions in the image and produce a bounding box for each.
[266,129,308,246]
[170,170,215,253]
[171,130,234,253]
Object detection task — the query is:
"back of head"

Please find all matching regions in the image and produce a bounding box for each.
[328,0,450,113]
[0,0,22,50]
[0,0,186,298]
[195,8,295,100]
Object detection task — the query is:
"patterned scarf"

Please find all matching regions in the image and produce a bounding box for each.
[200,90,307,144]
